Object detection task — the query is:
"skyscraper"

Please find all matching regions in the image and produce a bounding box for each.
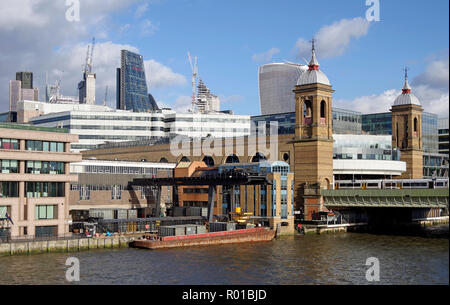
[258,63,307,115]
[116,50,152,112]
[16,72,33,89]
[196,78,220,113]
[78,72,96,104]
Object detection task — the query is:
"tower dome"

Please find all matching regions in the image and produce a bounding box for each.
[393,69,421,106]
[297,41,330,86]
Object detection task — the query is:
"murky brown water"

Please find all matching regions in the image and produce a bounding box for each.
[0,233,448,285]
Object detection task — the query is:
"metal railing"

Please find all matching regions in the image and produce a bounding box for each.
[0,233,87,244]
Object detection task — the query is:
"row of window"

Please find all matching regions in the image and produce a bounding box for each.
[0,182,65,198]
[26,140,65,152]
[0,138,19,150]
[27,161,65,174]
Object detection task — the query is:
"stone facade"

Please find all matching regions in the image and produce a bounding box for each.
[391,103,424,179]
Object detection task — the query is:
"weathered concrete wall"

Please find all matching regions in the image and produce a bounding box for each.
[0,236,136,256]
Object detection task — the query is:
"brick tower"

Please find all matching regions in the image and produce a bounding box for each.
[293,41,334,219]
[391,69,424,179]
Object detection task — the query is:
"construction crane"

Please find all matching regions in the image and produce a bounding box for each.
[83,37,96,74]
[187,52,198,113]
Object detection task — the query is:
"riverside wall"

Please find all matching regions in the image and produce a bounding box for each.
[0,235,136,256]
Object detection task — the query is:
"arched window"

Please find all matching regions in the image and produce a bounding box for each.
[414,117,418,133]
[225,154,239,164]
[180,156,190,162]
[251,152,267,163]
[160,158,168,163]
[320,100,326,119]
[202,156,215,167]
[304,100,313,125]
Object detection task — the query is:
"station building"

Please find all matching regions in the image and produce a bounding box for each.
[0,123,81,240]
[69,159,175,220]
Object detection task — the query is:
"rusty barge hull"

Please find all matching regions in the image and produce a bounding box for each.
[131,227,275,250]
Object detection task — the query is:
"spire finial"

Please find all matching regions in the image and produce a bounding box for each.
[402,67,412,94]
[308,38,319,70]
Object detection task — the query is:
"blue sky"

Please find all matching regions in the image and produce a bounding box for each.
[0,0,448,116]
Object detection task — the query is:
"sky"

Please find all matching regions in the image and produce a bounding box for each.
[0,0,448,117]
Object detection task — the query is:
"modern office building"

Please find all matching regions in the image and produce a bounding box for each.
[251,107,362,135]
[9,73,39,112]
[196,78,220,113]
[25,102,251,152]
[362,111,439,153]
[78,72,96,105]
[69,159,175,219]
[16,72,33,89]
[117,50,152,112]
[258,62,308,115]
[0,123,81,240]
[333,134,404,180]
[438,118,449,155]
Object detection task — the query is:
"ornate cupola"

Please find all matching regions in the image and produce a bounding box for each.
[391,68,424,179]
[292,39,335,220]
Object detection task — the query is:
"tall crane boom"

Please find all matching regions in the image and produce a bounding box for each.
[188,52,198,113]
[88,37,95,73]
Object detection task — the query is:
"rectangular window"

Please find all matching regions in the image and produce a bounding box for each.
[0,138,19,150]
[0,182,18,198]
[35,205,56,220]
[26,182,65,198]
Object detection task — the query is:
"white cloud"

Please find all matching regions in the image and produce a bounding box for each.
[252,48,280,63]
[0,0,182,111]
[174,95,194,113]
[135,3,149,18]
[295,17,370,59]
[334,57,449,116]
[140,19,159,36]
[145,60,187,89]
[219,95,243,104]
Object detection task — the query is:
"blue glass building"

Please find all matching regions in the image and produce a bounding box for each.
[117,50,153,112]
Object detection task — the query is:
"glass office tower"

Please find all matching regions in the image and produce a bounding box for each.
[117,50,151,112]
[258,63,308,115]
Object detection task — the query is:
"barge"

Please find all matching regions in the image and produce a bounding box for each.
[131,227,275,250]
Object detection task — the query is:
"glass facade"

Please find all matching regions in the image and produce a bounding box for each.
[259,63,307,115]
[332,108,362,134]
[333,135,399,161]
[438,118,449,154]
[118,50,151,112]
[362,112,439,153]
[251,108,362,135]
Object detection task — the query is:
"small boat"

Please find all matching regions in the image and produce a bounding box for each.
[131,227,275,250]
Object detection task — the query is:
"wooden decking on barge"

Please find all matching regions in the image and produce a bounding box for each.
[131,227,275,250]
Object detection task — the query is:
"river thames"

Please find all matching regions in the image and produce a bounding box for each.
[0,232,448,285]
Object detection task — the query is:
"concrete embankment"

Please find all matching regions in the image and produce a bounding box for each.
[0,235,137,256]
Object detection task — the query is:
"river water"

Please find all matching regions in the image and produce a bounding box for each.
[0,232,448,285]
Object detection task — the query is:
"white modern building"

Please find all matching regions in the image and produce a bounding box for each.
[196,78,220,113]
[21,101,251,152]
[333,134,406,179]
[258,62,308,115]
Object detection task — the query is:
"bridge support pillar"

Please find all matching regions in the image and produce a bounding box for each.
[301,183,327,221]
[207,185,216,222]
